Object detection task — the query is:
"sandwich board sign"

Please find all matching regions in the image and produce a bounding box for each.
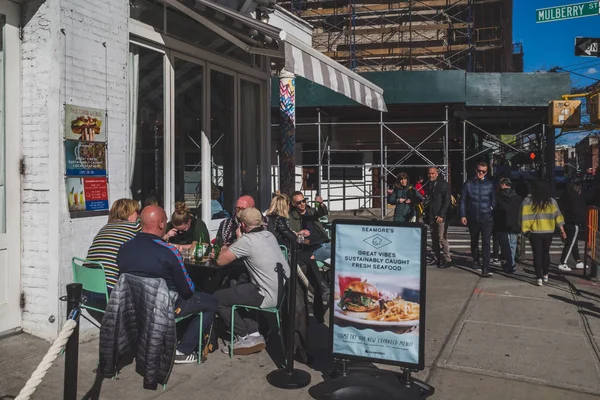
[329,220,427,370]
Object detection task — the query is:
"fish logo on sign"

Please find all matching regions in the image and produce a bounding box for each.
[363,234,392,249]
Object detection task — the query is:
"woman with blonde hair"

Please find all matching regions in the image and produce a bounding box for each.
[266,194,330,300]
[164,201,210,250]
[85,198,141,320]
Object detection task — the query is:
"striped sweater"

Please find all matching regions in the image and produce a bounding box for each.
[86,221,141,290]
[519,196,564,234]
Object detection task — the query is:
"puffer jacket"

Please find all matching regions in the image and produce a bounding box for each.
[99,274,176,390]
[267,214,297,246]
[460,177,496,223]
[388,185,423,222]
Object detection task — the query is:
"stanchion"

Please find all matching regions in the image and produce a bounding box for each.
[64,283,82,400]
[267,242,312,389]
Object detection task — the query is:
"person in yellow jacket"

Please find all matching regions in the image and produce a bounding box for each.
[519,181,567,287]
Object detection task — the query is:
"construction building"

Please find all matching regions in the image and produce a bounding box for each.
[278,0,516,72]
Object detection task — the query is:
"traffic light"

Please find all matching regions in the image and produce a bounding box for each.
[548,100,581,127]
[529,152,536,160]
[588,93,599,124]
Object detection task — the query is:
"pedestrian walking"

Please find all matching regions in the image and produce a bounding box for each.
[519,181,567,287]
[425,167,452,268]
[493,178,521,273]
[558,183,587,272]
[460,161,496,277]
[388,172,423,222]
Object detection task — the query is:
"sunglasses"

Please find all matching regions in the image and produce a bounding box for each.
[295,199,307,206]
[477,169,488,174]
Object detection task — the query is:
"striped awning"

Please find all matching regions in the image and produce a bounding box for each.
[282,33,387,112]
[164,0,387,112]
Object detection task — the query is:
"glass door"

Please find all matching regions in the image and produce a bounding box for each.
[172,56,205,215]
[0,0,22,333]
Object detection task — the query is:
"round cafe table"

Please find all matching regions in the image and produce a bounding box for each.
[184,257,228,294]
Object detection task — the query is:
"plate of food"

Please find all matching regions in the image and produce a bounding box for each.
[334,280,420,327]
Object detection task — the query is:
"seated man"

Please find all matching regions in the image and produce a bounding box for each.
[117,205,218,364]
[214,207,290,355]
[289,191,331,263]
[216,195,266,247]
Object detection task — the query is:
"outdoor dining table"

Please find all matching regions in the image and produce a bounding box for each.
[184,257,228,294]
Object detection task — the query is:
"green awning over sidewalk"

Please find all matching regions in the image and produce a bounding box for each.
[271,71,570,108]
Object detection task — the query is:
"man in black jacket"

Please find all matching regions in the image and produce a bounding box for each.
[118,205,218,364]
[426,167,452,268]
[493,178,521,273]
[460,162,496,277]
[558,183,587,271]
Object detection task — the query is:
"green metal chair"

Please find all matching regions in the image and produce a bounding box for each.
[71,257,109,315]
[72,257,204,365]
[279,245,289,260]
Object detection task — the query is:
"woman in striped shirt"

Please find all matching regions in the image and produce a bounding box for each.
[85,199,141,314]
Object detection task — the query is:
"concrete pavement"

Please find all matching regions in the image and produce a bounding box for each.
[2,227,600,399]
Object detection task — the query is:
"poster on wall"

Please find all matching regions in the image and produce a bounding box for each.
[330,220,427,370]
[64,104,106,142]
[64,141,107,176]
[66,177,109,215]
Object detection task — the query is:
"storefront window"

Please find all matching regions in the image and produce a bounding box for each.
[240,80,261,204]
[174,58,203,212]
[130,44,165,207]
[210,70,235,212]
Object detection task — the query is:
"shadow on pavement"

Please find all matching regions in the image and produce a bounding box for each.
[548,294,600,314]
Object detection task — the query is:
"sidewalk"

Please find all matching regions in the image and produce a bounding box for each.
[2,240,600,399]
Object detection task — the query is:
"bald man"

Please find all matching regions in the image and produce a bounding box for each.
[118,205,218,364]
[216,195,266,247]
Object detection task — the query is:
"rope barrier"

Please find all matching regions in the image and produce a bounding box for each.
[15,319,78,400]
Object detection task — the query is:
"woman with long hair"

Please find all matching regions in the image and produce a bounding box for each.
[165,201,210,250]
[388,172,423,222]
[520,181,567,286]
[266,194,330,300]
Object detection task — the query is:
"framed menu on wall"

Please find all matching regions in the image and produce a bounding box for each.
[64,104,109,218]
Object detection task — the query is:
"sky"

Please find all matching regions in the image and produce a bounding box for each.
[512,0,600,145]
[513,0,600,86]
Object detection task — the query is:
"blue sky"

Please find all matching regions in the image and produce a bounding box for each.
[513,0,600,86]
[513,0,600,145]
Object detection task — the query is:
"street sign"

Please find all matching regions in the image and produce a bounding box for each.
[536,1,600,23]
[575,37,600,57]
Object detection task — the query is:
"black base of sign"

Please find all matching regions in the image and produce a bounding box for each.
[266,368,312,389]
[309,366,435,400]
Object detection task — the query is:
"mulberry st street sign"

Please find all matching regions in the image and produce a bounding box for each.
[536,1,600,23]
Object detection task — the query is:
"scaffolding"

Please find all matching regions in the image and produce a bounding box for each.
[271,108,450,218]
[280,0,513,72]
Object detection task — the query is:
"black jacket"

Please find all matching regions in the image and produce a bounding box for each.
[99,274,176,390]
[388,185,423,222]
[267,214,297,246]
[559,190,586,226]
[426,178,451,221]
[460,177,496,222]
[493,188,522,233]
[117,232,195,300]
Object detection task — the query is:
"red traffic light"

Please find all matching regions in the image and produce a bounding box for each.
[529,152,536,160]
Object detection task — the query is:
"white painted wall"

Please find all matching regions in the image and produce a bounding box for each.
[22,0,129,340]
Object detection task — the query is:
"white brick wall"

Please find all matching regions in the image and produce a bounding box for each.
[21,0,129,340]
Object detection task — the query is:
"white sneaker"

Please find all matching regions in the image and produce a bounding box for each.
[536,279,543,286]
[543,275,549,283]
[576,262,586,269]
[558,264,572,272]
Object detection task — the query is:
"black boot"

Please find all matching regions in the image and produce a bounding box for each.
[319,281,331,304]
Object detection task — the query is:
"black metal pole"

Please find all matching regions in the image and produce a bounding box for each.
[64,283,82,400]
[267,241,311,389]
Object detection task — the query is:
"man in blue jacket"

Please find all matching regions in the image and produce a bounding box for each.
[118,205,218,364]
[460,162,496,277]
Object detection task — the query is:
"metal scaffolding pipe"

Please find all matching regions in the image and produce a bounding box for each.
[327,145,331,211]
[444,105,449,181]
[318,110,322,196]
[380,111,385,220]
[462,119,467,182]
